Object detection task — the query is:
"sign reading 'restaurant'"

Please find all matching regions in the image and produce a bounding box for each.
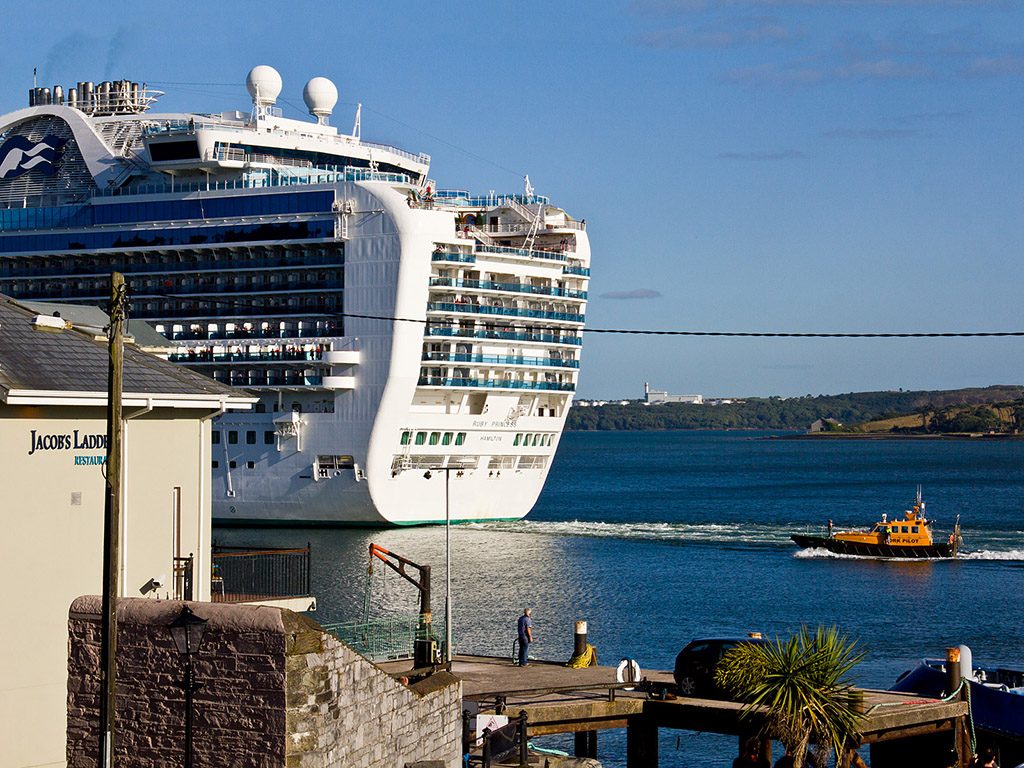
[28,430,108,455]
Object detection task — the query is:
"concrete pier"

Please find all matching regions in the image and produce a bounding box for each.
[383,655,970,767]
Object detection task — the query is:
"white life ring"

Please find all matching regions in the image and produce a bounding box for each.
[616,658,642,690]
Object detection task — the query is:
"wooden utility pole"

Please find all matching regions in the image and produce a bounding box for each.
[99,271,126,768]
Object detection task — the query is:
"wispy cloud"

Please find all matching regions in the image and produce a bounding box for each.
[823,128,919,139]
[631,0,1009,11]
[835,59,932,79]
[601,289,664,300]
[718,149,808,160]
[722,62,826,85]
[634,17,802,49]
[961,55,1024,77]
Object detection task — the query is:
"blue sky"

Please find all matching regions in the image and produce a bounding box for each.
[3,1,1022,398]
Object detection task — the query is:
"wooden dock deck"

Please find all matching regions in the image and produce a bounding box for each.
[383,654,970,766]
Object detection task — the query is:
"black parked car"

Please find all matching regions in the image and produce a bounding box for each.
[673,636,770,698]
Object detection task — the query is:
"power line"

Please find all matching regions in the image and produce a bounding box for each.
[143,293,1024,338]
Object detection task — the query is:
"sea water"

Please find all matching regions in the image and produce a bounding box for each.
[214,431,1024,766]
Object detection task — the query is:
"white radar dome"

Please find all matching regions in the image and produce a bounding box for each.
[246,65,282,107]
[303,77,338,121]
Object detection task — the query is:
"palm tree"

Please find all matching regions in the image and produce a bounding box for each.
[715,625,866,768]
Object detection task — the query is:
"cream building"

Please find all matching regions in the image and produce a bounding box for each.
[0,294,253,768]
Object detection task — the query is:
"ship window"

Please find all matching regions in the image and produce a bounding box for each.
[429,432,440,445]
[228,431,238,444]
[442,432,453,446]
[265,431,275,444]
[912,526,919,533]
[212,431,221,444]
[455,432,466,446]
[246,430,256,444]
[415,432,426,445]
[532,434,540,446]
[246,461,255,469]
[212,460,219,468]
[401,431,411,446]
[901,526,909,533]
[229,460,237,469]
[513,434,521,446]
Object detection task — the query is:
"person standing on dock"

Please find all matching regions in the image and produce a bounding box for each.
[517,608,533,666]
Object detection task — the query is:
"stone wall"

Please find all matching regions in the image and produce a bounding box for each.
[67,597,461,768]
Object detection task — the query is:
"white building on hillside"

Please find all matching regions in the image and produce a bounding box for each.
[644,382,703,405]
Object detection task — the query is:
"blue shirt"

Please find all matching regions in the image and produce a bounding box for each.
[518,614,531,639]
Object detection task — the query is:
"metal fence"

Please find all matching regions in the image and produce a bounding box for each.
[211,543,311,603]
[321,614,445,662]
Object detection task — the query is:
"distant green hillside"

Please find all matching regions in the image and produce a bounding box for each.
[565,386,1024,431]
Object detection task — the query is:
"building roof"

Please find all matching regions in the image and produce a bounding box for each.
[0,294,254,409]
[19,300,173,350]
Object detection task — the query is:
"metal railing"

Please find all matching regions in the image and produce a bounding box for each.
[210,543,312,603]
[463,710,529,768]
[418,376,574,392]
[173,555,194,601]
[322,614,445,662]
[424,327,582,345]
[421,352,579,369]
[431,251,476,263]
[429,277,587,300]
[426,302,585,324]
[474,243,568,263]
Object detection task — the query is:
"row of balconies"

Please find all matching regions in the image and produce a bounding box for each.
[421,352,579,369]
[424,327,582,346]
[428,276,586,300]
[425,302,584,325]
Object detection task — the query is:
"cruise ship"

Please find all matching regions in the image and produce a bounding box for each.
[0,66,589,525]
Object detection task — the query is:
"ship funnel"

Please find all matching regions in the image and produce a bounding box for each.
[302,77,338,125]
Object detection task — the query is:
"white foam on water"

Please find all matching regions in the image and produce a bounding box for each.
[469,519,794,546]
[960,549,1024,561]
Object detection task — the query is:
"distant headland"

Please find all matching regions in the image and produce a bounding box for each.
[566,385,1024,436]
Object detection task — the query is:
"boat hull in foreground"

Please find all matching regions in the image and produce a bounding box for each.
[791,534,957,559]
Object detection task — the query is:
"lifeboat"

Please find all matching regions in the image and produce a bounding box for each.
[791,486,962,558]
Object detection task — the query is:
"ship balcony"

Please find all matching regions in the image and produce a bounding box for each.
[425,302,585,325]
[429,277,587,301]
[432,251,476,264]
[324,349,360,365]
[323,375,356,390]
[563,265,590,277]
[421,352,579,369]
[170,349,326,365]
[424,327,583,346]
[473,244,568,264]
[417,376,575,392]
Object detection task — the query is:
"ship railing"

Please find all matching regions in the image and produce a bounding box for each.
[563,265,590,276]
[321,615,446,663]
[210,543,312,604]
[422,352,580,368]
[91,166,413,198]
[424,327,582,345]
[428,276,586,300]
[433,190,550,207]
[431,251,477,264]
[418,377,575,392]
[473,243,568,263]
[475,221,585,233]
[143,120,431,165]
[426,302,585,324]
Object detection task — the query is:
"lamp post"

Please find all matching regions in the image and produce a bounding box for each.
[168,605,208,768]
[423,466,463,663]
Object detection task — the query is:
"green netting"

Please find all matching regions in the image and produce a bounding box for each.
[322,614,447,662]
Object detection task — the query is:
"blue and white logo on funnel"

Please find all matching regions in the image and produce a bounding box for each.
[0,135,68,180]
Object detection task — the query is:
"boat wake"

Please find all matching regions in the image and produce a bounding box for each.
[470,519,794,546]
[959,549,1024,561]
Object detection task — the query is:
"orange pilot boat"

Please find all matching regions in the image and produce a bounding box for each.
[791,486,962,558]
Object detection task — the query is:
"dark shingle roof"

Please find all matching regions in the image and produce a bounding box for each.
[0,294,248,400]
[20,300,173,349]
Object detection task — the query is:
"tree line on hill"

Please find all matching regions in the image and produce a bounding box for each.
[566,386,1024,432]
